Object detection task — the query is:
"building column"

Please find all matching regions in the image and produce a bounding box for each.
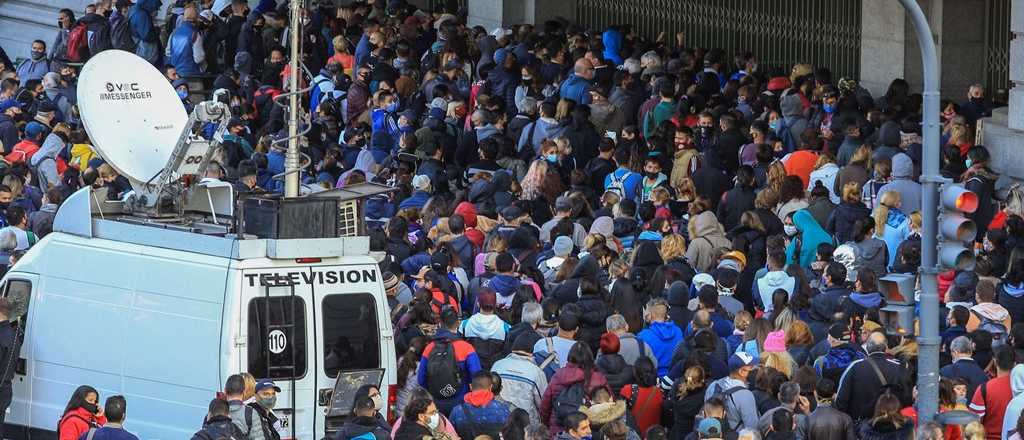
[980,0,1024,181]
[1009,0,1024,130]
[860,0,907,97]
[469,0,576,30]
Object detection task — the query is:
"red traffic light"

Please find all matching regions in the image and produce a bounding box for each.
[941,184,978,213]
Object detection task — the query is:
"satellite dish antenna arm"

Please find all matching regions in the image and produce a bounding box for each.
[150,100,232,211]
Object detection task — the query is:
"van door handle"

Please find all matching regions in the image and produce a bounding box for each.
[14,358,25,375]
[318,388,333,406]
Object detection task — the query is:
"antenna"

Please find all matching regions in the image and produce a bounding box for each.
[77,50,188,192]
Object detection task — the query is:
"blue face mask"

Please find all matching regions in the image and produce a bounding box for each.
[965,158,973,168]
[177,89,188,100]
[823,103,835,114]
[545,154,558,163]
[769,120,780,131]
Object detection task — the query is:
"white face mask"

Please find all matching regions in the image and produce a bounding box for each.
[428,413,441,429]
[784,224,798,237]
[371,394,384,411]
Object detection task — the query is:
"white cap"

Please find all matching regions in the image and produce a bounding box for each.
[491,27,512,38]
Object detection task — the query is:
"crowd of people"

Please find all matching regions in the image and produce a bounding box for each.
[1,0,1024,439]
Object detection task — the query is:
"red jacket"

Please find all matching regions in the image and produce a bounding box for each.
[784,150,819,187]
[540,364,609,432]
[58,407,107,440]
[6,139,40,164]
[429,288,459,315]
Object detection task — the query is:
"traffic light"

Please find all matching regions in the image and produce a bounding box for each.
[938,184,978,270]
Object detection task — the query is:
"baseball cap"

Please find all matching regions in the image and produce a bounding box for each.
[552,236,573,258]
[493,48,509,65]
[24,122,45,140]
[828,323,850,341]
[697,418,722,437]
[500,205,523,221]
[491,27,512,38]
[554,196,573,213]
[692,273,715,290]
[412,175,432,192]
[430,251,451,271]
[727,352,755,372]
[255,379,281,393]
[477,289,497,308]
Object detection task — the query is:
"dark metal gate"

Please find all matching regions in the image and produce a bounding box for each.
[984,0,1011,97]
[575,0,863,80]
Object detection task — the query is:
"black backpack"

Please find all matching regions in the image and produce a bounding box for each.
[467,337,503,371]
[554,382,590,426]
[111,17,136,52]
[88,22,113,55]
[426,339,463,399]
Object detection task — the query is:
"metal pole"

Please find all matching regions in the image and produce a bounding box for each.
[284,0,302,197]
[899,0,941,424]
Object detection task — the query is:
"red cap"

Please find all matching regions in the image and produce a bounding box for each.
[768,76,792,91]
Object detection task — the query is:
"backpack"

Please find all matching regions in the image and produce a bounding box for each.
[606,169,635,199]
[348,432,378,440]
[467,337,504,371]
[711,383,746,430]
[553,382,590,426]
[973,310,1007,346]
[88,23,113,55]
[425,339,463,399]
[111,17,136,52]
[66,23,90,62]
[194,424,245,440]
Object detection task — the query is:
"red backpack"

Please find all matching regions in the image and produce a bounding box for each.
[65,23,90,62]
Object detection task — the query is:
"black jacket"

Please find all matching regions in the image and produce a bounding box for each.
[192,415,244,440]
[595,353,633,392]
[717,185,756,232]
[671,387,707,440]
[965,168,998,243]
[856,419,914,440]
[692,162,733,211]
[0,115,17,155]
[393,420,433,440]
[576,294,613,353]
[827,201,871,244]
[804,404,855,440]
[333,415,391,440]
[835,353,913,422]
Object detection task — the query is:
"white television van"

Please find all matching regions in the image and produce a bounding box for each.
[1,186,397,440]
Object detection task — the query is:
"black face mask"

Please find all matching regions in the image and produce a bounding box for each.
[645,171,659,179]
[83,402,98,414]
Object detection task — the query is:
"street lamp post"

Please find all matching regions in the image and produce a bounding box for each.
[898,0,941,424]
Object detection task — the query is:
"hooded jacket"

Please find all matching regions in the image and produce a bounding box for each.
[540,364,609,432]
[780,93,807,152]
[854,237,889,276]
[686,211,731,272]
[460,313,510,341]
[999,283,1024,326]
[813,343,864,389]
[601,29,624,65]
[638,321,684,376]
[826,201,871,244]
[577,294,613,353]
[31,131,64,190]
[596,353,634,392]
[786,210,834,270]
[552,255,604,306]
[844,291,886,319]
[1002,365,1024,440]
[755,271,795,312]
[448,390,512,440]
[879,208,910,268]
[871,121,903,164]
[560,74,593,105]
[667,281,693,332]
[333,415,390,440]
[878,153,922,214]
[518,117,565,154]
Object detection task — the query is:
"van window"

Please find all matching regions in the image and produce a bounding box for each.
[4,280,30,321]
[248,297,307,379]
[322,294,380,378]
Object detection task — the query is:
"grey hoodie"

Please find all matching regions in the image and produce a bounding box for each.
[877,153,921,213]
[31,132,63,190]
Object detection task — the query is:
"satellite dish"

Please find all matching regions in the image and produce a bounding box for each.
[77,50,188,185]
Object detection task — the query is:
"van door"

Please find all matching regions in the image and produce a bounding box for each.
[240,269,316,440]
[0,274,36,431]
[308,264,393,437]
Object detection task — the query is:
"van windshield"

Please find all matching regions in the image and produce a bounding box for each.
[322,293,380,378]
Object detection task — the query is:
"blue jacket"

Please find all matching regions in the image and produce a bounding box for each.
[879,208,910,268]
[559,74,592,105]
[84,424,140,440]
[398,190,430,211]
[417,330,482,407]
[638,321,683,376]
[128,0,160,43]
[168,21,200,76]
[601,29,624,65]
[486,67,517,115]
[939,358,989,400]
[603,167,642,201]
[355,33,371,67]
[448,391,511,439]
